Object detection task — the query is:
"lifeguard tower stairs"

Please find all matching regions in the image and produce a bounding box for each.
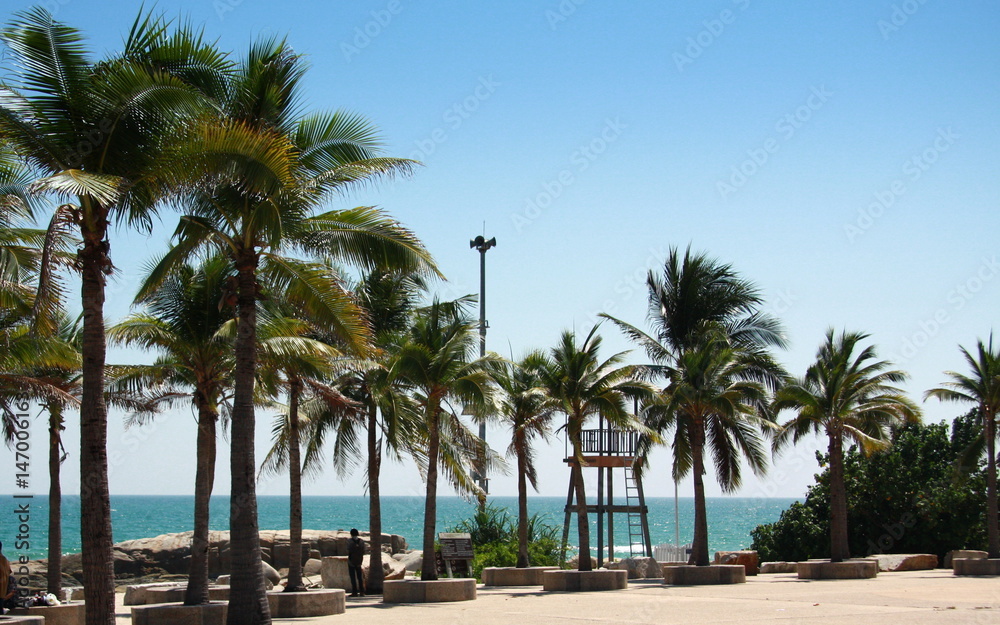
[561,418,652,568]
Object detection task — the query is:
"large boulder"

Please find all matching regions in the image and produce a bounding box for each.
[391,551,423,572]
[320,555,406,591]
[262,561,281,585]
[606,557,661,579]
[872,554,938,572]
[102,529,409,577]
[714,551,759,576]
[565,554,598,570]
[303,558,323,576]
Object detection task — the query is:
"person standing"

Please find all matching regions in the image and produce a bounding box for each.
[347,529,366,597]
[1,541,18,612]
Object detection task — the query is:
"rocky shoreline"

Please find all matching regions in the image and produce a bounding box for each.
[20,529,409,591]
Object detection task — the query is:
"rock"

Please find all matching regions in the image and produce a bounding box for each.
[565,554,598,570]
[390,535,408,554]
[944,550,988,568]
[124,582,184,606]
[94,529,409,578]
[304,558,323,576]
[215,574,231,585]
[760,561,798,574]
[872,554,939,572]
[391,551,424,572]
[606,557,661,579]
[714,550,759,576]
[320,555,407,591]
[262,560,281,585]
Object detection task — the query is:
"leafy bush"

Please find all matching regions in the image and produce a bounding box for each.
[752,411,988,561]
[450,503,562,579]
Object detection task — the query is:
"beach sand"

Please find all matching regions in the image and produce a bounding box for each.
[113,569,998,624]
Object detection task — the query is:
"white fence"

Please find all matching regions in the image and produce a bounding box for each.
[653,542,692,562]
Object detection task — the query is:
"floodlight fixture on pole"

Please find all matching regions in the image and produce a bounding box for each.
[469,234,496,495]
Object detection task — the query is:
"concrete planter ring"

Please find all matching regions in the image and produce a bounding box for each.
[542,569,628,592]
[382,579,477,603]
[482,566,560,586]
[662,565,746,586]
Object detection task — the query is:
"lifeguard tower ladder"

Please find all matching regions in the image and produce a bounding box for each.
[561,416,652,568]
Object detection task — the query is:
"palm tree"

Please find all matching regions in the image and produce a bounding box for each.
[335,270,426,592]
[646,333,781,565]
[108,254,236,605]
[925,338,1000,558]
[774,329,920,562]
[541,326,649,571]
[389,297,498,581]
[256,300,356,593]
[603,247,786,566]
[0,10,229,622]
[493,351,557,568]
[138,39,436,623]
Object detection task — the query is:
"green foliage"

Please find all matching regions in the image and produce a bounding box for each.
[450,503,562,579]
[752,411,988,561]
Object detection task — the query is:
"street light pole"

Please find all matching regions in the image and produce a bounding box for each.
[469,234,496,494]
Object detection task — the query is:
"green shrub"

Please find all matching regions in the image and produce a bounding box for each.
[450,503,562,580]
[752,411,988,561]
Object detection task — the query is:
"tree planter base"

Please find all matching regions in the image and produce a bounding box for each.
[0,615,46,624]
[383,579,476,603]
[482,566,560,586]
[662,565,746,586]
[953,558,1000,576]
[267,589,345,617]
[142,586,230,605]
[542,569,628,592]
[797,559,878,580]
[130,602,227,625]
[9,602,85,625]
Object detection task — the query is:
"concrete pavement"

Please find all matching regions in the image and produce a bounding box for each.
[112,569,999,625]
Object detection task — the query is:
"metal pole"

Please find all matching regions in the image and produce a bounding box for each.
[470,235,495,495]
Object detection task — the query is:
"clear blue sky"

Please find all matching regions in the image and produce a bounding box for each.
[2,1,998,502]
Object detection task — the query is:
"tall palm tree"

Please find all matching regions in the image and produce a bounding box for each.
[774,329,920,562]
[925,338,1000,558]
[646,333,781,565]
[256,300,356,593]
[541,326,649,571]
[334,270,426,593]
[604,247,786,566]
[0,10,229,623]
[108,254,236,605]
[390,297,498,581]
[493,351,557,568]
[138,39,436,623]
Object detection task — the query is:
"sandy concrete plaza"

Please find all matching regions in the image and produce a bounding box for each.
[111,569,999,625]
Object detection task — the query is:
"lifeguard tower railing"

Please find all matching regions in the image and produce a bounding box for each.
[579,428,638,456]
[562,426,652,567]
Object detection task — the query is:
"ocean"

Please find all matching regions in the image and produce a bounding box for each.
[0,494,794,561]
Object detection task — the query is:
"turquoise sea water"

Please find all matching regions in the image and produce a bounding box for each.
[0,495,794,561]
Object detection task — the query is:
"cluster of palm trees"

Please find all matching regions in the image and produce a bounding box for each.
[2,10,997,625]
[0,7,435,625]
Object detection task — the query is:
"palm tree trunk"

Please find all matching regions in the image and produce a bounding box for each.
[986,411,999,558]
[516,434,530,568]
[285,378,306,592]
[47,404,62,596]
[828,431,850,562]
[571,436,591,572]
[78,213,115,625]
[227,257,271,625]
[367,396,385,593]
[185,395,217,605]
[689,421,710,567]
[420,406,440,581]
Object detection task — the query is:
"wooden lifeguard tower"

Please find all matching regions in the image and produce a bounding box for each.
[561,415,652,568]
